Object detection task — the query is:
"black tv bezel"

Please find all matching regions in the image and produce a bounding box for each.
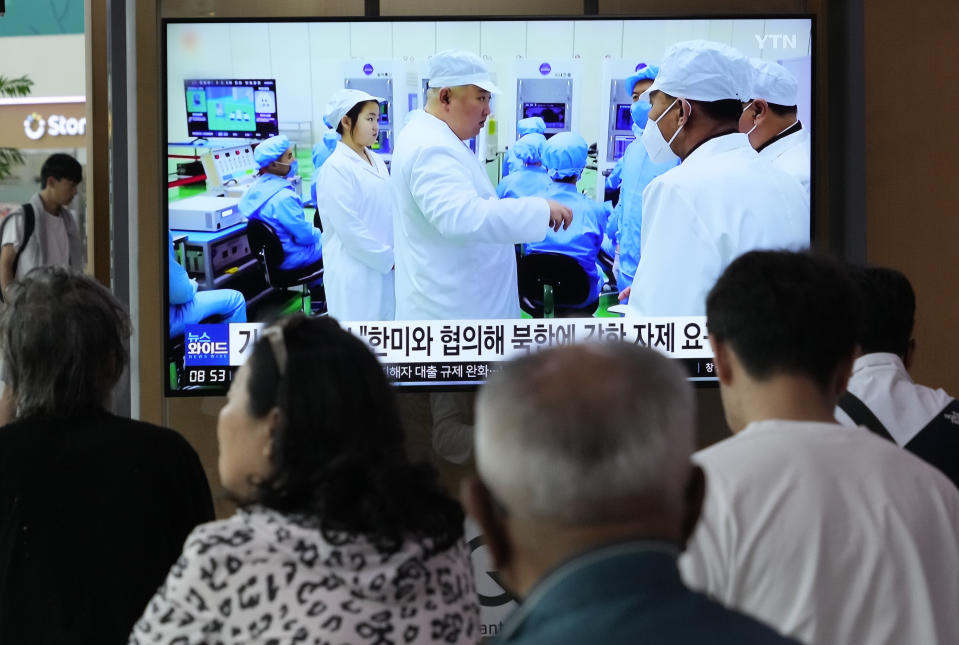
[161,13,817,397]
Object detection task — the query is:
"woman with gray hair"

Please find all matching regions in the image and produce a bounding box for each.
[0,267,214,644]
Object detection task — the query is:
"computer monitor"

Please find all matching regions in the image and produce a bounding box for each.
[184,79,279,139]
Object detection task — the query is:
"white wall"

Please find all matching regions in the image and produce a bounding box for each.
[0,34,86,96]
[165,18,812,150]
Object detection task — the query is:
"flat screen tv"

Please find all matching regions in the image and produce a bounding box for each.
[184,78,279,139]
[163,15,814,395]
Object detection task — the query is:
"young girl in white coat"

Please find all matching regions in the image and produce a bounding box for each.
[315,90,395,321]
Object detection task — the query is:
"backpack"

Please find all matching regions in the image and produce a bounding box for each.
[0,203,37,303]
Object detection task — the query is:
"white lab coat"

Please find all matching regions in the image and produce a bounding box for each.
[760,125,810,201]
[627,133,808,316]
[389,110,550,320]
[315,141,395,321]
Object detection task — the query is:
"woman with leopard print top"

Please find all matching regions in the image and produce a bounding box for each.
[131,315,479,644]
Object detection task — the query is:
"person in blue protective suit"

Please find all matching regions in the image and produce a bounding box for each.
[496,133,551,199]
[168,231,246,338]
[524,132,609,308]
[503,116,547,177]
[238,134,323,273]
[612,98,680,291]
[309,128,341,208]
[604,65,659,193]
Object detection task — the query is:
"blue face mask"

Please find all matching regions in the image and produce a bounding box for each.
[631,100,652,129]
[284,159,298,179]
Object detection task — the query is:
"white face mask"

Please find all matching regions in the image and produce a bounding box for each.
[642,99,683,164]
[742,101,758,136]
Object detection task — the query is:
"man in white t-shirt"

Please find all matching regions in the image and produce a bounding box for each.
[0,153,84,293]
[680,250,959,645]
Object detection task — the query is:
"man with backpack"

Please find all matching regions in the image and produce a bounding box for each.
[0,153,85,293]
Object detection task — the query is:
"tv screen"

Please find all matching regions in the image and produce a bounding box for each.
[614,103,633,131]
[184,78,279,139]
[163,15,814,395]
[522,102,568,129]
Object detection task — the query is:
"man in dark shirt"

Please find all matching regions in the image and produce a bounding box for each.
[0,267,214,644]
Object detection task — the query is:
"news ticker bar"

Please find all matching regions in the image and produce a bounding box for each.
[184,317,714,369]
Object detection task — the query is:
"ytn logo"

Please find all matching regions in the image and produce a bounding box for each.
[755,34,798,49]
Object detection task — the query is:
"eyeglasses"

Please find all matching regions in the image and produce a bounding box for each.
[261,325,287,377]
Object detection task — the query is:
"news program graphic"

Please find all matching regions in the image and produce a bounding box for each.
[184,324,231,366]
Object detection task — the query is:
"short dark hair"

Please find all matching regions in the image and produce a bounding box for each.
[849,265,915,357]
[768,102,799,117]
[335,100,379,138]
[40,153,82,188]
[0,267,130,417]
[245,314,463,553]
[688,99,743,124]
[706,250,861,391]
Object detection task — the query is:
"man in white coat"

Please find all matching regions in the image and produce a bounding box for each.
[741,58,811,198]
[390,50,573,320]
[620,41,808,317]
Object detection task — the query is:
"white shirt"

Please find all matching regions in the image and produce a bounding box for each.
[681,419,959,645]
[760,126,810,201]
[0,193,74,279]
[316,141,395,321]
[389,110,550,320]
[835,352,955,445]
[627,133,808,316]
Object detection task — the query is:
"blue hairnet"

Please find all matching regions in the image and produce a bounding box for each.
[517,116,546,136]
[312,130,340,169]
[511,133,546,165]
[253,135,291,169]
[626,63,659,94]
[630,100,652,129]
[543,132,588,180]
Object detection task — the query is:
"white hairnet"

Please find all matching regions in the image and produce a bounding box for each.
[639,40,752,103]
[748,58,799,106]
[323,89,384,132]
[427,50,501,94]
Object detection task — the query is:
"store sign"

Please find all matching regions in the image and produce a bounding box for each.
[0,97,86,148]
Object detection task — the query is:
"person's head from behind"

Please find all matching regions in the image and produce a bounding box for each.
[218,314,462,549]
[40,153,82,208]
[425,49,500,140]
[640,40,752,163]
[0,267,130,418]
[542,131,588,185]
[464,343,704,598]
[511,133,546,168]
[850,265,916,368]
[516,116,546,137]
[705,250,861,432]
